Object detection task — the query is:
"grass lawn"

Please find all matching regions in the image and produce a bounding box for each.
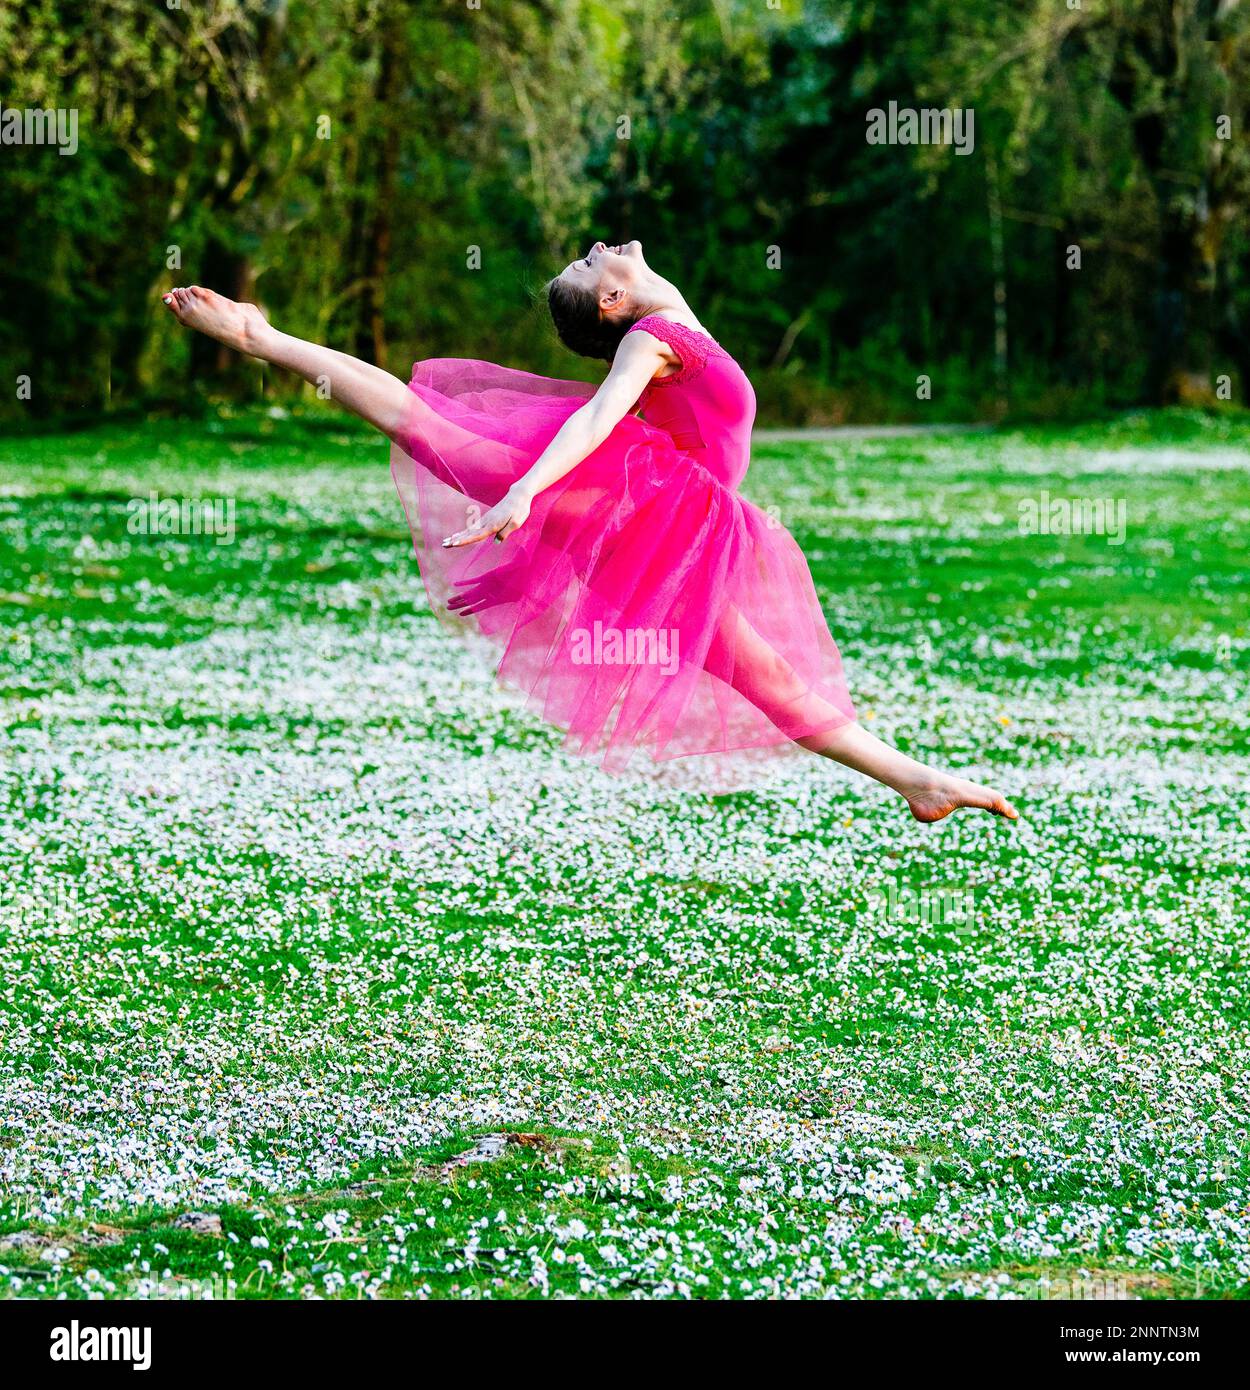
[0,407,1247,1300]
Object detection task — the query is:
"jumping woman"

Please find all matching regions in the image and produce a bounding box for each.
[163,240,1018,821]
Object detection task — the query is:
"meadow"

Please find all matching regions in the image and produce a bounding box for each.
[0,409,1247,1300]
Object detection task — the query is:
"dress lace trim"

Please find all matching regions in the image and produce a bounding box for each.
[627,314,728,388]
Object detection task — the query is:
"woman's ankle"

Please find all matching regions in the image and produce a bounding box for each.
[241,314,276,358]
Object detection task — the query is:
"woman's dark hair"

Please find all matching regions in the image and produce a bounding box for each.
[544,277,636,362]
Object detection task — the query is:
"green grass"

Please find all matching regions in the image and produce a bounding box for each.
[0,406,1247,1299]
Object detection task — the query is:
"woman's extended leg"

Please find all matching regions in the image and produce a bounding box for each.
[802,721,1018,822]
[162,286,412,440]
[716,606,1018,822]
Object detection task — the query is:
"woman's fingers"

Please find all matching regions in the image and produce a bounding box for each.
[441,525,492,547]
[442,521,511,548]
[441,508,525,548]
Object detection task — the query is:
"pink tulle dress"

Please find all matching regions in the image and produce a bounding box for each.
[390,314,855,773]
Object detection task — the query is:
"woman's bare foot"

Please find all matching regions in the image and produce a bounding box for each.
[161,286,270,356]
[904,773,1019,824]
[811,723,1019,826]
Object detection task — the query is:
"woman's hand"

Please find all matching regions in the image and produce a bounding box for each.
[442,485,532,548]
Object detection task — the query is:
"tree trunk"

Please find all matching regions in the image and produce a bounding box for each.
[1150,188,1219,404]
[185,2,286,393]
[354,11,403,369]
[190,240,254,387]
[986,156,1009,419]
[1051,230,1071,378]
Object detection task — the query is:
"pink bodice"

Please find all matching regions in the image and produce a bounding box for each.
[627,315,757,489]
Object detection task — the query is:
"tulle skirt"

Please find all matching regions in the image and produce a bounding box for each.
[390,359,855,775]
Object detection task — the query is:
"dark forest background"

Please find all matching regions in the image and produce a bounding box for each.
[1,0,1249,425]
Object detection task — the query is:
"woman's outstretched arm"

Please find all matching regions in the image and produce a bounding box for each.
[160,285,670,547]
[441,330,669,547]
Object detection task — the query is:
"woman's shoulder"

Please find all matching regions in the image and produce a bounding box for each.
[625,315,728,387]
[628,313,715,342]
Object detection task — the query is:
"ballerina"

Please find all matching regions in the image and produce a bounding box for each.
[162,240,1018,821]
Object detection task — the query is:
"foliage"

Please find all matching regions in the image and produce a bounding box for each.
[1,1,1249,421]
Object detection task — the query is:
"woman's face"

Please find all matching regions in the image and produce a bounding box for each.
[557,240,645,301]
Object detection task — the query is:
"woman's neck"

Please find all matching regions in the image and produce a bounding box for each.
[633,273,699,326]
